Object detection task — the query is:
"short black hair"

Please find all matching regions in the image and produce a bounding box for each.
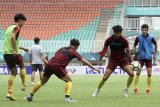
[34,37,40,44]
[14,13,27,22]
[70,39,80,46]
[112,25,123,32]
[141,24,149,29]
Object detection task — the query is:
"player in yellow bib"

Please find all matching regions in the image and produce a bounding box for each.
[3,13,28,101]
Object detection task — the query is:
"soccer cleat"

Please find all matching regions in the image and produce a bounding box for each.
[6,93,16,101]
[146,89,150,95]
[21,85,26,91]
[26,93,33,101]
[134,88,138,94]
[123,88,128,97]
[92,89,100,97]
[64,97,79,102]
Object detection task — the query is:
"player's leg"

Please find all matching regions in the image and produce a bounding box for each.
[123,64,134,97]
[92,61,116,97]
[17,55,26,91]
[121,59,134,97]
[26,76,50,101]
[37,64,43,81]
[31,64,37,86]
[134,59,144,94]
[3,54,17,101]
[7,67,17,101]
[145,60,152,95]
[92,69,113,97]
[31,71,36,86]
[61,74,77,102]
[26,64,52,101]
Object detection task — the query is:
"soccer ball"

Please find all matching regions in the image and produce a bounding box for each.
[131,61,141,71]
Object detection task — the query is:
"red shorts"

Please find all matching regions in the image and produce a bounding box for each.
[43,64,67,78]
[107,58,129,70]
[138,59,152,68]
[3,54,23,69]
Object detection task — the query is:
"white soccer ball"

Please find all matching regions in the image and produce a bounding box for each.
[131,61,141,71]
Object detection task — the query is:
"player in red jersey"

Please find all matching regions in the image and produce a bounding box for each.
[92,25,134,98]
[26,39,100,102]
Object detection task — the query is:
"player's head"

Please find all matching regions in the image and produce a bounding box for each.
[34,37,40,44]
[112,25,123,39]
[14,13,27,27]
[70,39,80,50]
[141,24,149,36]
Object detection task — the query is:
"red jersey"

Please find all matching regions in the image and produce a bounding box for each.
[104,35,129,61]
[13,26,20,40]
[49,47,82,67]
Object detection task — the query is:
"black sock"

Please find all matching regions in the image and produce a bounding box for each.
[30,93,34,96]
[65,95,70,98]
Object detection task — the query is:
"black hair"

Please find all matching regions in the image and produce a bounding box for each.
[112,25,123,32]
[34,37,40,44]
[141,24,149,29]
[70,39,80,46]
[14,13,27,22]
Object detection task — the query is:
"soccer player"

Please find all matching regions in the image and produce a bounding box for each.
[29,37,43,86]
[133,24,157,95]
[3,13,27,101]
[26,39,100,102]
[92,25,134,98]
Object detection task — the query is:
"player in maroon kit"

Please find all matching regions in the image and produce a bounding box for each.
[92,25,134,98]
[26,39,100,102]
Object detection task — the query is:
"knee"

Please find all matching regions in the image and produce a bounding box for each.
[129,72,134,77]
[19,64,25,69]
[136,72,141,76]
[102,77,107,81]
[66,79,72,82]
[11,72,17,76]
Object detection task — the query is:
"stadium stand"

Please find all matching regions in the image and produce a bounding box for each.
[0,0,125,62]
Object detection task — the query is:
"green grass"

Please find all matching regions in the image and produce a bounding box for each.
[0,75,160,107]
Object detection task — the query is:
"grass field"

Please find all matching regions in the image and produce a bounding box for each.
[0,75,160,107]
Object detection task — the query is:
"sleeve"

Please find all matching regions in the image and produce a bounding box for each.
[104,38,110,48]
[152,37,157,45]
[13,26,20,34]
[98,38,110,56]
[72,50,83,61]
[134,36,139,47]
[124,39,129,48]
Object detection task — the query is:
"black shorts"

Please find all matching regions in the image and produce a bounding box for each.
[31,64,43,72]
[3,54,23,69]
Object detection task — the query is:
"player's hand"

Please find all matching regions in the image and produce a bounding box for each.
[94,68,101,74]
[98,61,102,66]
[132,47,136,54]
[153,55,156,60]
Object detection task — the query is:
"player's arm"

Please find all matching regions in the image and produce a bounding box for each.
[126,47,133,62]
[29,54,32,64]
[19,47,29,52]
[125,39,133,62]
[29,49,32,64]
[11,26,20,55]
[99,38,109,65]
[80,58,100,73]
[73,50,100,73]
[152,37,157,60]
[132,36,139,54]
